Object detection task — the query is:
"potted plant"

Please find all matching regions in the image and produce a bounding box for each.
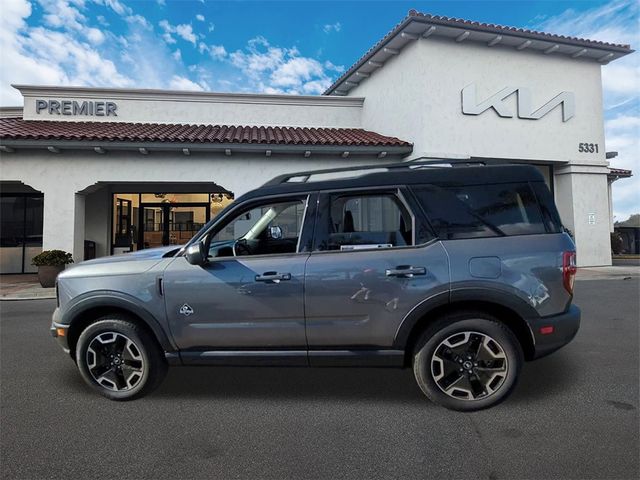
[31,250,74,288]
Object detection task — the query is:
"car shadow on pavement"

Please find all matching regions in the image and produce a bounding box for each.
[154,366,427,404]
[151,352,578,404]
[58,351,579,405]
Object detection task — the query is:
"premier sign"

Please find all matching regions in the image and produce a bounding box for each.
[462,84,575,122]
[35,99,118,117]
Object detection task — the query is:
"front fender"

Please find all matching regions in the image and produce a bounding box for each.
[59,290,177,352]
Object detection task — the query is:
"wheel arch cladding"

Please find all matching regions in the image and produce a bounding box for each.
[397,300,536,365]
[66,304,172,359]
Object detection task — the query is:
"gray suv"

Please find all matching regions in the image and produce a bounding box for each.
[51,161,580,411]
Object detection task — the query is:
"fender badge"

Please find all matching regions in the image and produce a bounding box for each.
[179,304,194,316]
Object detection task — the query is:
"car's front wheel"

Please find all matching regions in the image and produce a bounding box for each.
[75,317,167,400]
[413,312,523,411]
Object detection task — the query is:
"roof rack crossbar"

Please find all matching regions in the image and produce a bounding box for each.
[263,159,487,187]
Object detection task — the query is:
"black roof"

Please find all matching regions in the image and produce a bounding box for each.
[238,163,545,202]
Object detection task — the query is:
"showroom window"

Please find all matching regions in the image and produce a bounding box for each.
[0,194,44,274]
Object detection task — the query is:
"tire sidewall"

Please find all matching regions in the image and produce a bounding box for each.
[414,316,523,411]
[75,319,153,400]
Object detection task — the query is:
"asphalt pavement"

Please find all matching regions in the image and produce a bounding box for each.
[1,278,638,480]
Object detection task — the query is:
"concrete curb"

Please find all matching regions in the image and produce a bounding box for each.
[1,296,57,301]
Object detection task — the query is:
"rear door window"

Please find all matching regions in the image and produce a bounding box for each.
[314,192,413,251]
[412,182,546,239]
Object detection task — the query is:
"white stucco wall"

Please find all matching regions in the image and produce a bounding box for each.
[348,37,611,265]
[17,86,364,128]
[349,37,606,165]
[0,149,390,262]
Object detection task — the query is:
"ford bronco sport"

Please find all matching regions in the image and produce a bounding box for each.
[51,161,580,411]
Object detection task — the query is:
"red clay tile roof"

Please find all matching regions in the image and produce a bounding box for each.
[608,167,633,178]
[0,118,411,147]
[325,9,633,95]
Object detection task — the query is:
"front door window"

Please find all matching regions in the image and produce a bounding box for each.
[207,199,306,258]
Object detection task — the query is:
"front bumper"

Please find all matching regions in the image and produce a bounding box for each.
[530,304,581,359]
[50,308,70,354]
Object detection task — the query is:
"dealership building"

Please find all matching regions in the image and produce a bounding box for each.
[0,10,633,273]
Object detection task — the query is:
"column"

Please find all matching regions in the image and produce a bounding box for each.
[555,165,612,267]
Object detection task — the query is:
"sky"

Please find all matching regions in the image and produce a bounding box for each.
[0,0,638,220]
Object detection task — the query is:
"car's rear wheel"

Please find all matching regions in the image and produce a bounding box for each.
[413,312,523,411]
[75,317,167,400]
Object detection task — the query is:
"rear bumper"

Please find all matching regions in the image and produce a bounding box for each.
[530,304,581,359]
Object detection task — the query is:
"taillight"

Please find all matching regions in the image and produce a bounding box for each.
[562,251,577,295]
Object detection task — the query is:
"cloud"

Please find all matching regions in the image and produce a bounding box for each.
[85,27,104,44]
[0,0,213,104]
[1,1,347,109]
[0,0,134,105]
[322,22,341,34]
[169,75,204,91]
[126,14,152,30]
[93,0,132,16]
[175,24,196,44]
[159,19,197,46]
[229,36,343,95]
[533,0,640,221]
[208,22,214,32]
[196,14,205,22]
[209,44,226,60]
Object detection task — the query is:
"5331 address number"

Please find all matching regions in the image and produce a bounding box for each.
[578,143,599,153]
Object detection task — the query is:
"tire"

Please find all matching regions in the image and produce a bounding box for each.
[413,311,523,412]
[75,316,168,401]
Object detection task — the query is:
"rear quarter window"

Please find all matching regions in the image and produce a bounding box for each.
[411,182,547,239]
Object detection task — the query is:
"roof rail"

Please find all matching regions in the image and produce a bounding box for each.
[263,158,487,187]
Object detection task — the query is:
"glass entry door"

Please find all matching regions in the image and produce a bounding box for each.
[139,203,209,249]
[141,205,166,249]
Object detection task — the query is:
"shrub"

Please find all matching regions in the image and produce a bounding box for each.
[610,232,624,255]
[32,250,74,267]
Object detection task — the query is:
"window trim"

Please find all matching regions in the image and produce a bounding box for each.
[196,193,315,261]
[311,187,426,255]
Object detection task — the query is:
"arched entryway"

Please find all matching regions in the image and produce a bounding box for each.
[81,181,234,257]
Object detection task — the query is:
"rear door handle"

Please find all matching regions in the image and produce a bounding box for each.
[385,266,427,278]
[255,272,292,283]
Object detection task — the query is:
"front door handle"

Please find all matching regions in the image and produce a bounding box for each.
[385,266,427,278]
[255,272,292,283]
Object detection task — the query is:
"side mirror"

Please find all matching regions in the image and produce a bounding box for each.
[268,225,283,240]
[185,241,206,266]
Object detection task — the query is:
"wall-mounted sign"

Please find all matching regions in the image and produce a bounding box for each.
[462,84,575,122]
[588,213,596,225]
[35,99,118,117]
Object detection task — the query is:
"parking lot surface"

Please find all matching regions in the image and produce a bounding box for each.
[1,278,638,480]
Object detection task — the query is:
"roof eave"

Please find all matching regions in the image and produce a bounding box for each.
[0,138,413,157]
[324,13,634,96]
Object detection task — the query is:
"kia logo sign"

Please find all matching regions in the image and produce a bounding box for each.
[35,99,118,117]
[461,84,575,122]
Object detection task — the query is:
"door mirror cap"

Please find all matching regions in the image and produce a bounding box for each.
[185,241,206,266]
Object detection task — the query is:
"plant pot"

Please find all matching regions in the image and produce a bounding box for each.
[37,265,65,288]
